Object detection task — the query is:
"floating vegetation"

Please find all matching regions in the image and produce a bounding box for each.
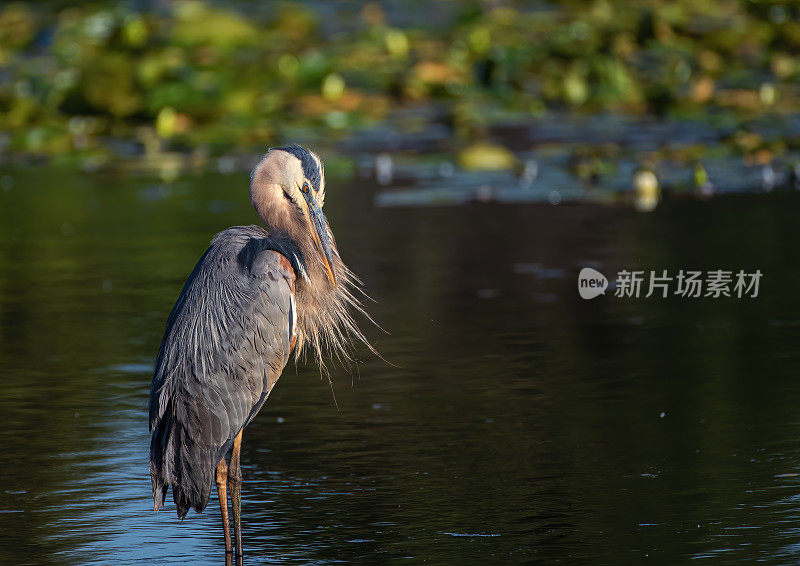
[1,1,799,207]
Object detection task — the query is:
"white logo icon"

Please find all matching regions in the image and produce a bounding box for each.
[578,268,608,299]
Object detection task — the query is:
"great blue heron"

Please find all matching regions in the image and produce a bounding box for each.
[149,145,372,556]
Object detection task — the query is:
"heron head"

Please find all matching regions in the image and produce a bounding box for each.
[250,145,336,286]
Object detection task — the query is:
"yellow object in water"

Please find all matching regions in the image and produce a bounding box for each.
[156,107,178,139]
[633,170,659,212]
[322,73,346,102]
[458,143,517,171]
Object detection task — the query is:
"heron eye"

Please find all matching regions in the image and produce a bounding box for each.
[301,182,310,194]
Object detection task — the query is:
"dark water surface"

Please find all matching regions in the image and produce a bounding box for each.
[1,168,800,564]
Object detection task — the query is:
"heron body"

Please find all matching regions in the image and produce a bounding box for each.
[148,146,369,556]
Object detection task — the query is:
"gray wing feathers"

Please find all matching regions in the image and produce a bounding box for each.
[149,225,295,518]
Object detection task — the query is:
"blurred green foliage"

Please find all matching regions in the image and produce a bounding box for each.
[0,0,798,159]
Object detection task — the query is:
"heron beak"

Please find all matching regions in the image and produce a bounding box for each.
[308,205,336,286]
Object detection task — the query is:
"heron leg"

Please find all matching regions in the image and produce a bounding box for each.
[229,429,244,557]
[215,458,232,554]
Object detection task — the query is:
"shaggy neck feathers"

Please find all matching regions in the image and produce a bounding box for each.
[249,148,373,370]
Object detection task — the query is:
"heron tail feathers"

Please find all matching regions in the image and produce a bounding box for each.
[149,407,215,519]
